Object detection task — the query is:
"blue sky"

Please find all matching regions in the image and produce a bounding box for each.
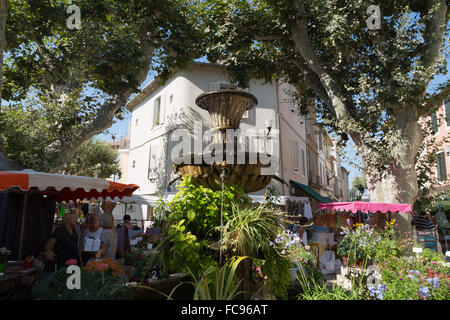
[96,57,449,189]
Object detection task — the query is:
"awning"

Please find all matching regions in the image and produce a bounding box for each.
[318,201,413,214]
[289,180,332,203]
[0,170,139,202]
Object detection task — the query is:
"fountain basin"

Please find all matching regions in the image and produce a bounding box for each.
[173,152,273,193]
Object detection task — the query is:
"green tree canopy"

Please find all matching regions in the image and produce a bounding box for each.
[64,138,121,179]
[194,0,449,203]
[352,175,367,197]
[1,0,202,171]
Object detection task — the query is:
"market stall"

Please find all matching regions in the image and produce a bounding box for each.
[0,169,139,297]
[304,201,414,277]
[0,169,140,298]
[317,201,413,233]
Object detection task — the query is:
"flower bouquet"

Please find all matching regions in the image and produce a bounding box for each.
[135,233,160,250]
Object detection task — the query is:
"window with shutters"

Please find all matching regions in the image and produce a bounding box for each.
[306,115,311,134]
[153,97,161,128]
[291,140,299,171]
[431,111,439,135]
[318,133,323,151]
[445,99,450,128]
[219,83,238,90]
[436,152,447,182]
[301,148,305,176]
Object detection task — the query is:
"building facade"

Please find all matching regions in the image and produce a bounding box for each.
[423,96,450,192]
[120,62,349,205]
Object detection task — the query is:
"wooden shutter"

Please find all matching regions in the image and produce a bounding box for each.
[431,111,439,134]
[445,100,450,127]
[437,152,447,182]
[301,148,305,175]
[160,93,166,125]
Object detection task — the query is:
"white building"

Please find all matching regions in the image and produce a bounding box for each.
[124,62,309,198]
[117,62,349,220]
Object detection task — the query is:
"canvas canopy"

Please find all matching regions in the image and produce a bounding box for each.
[318,201,413,214]
[0,169,139,202]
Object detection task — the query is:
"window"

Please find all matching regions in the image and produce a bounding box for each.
[291,140,299,171]
[219,83,238,90]
[169,94,173,104]
[318,133,323,151]
[306,115,311,134]
[307,151,311,174]
[436,152,447,182]
[445,99,450,127]
[431,111,439,135]
[148,145,159,180]
[153,97,161,128]
[135,118,138,126]
[301,148,305,175]
[132,160,135,168]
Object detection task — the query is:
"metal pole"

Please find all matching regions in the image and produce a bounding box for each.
[220,167,226,266]
[18,193,28,261]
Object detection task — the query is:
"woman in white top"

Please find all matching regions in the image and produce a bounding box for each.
[80,213,103,265]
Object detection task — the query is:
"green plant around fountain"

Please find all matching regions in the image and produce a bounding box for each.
[154,176,292,299]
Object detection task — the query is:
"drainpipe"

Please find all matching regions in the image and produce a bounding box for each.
[275,79,285,195]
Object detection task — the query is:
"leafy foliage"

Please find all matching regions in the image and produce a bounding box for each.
[63,138,121,178]
[221,201,280,257]
[262,247,291,299]
[186,256,247,300]
[2,0,202,170]
[33,264,132,300]
[168,176,250,241]
[193,0,449,203]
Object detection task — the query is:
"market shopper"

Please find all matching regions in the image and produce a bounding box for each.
[295,217,309,246]
[80,213,103,265]
[101,200,117,215]
[96,213,118,260]
[116,214,133,254]
[412,213,437,230]
[44,213,80,269]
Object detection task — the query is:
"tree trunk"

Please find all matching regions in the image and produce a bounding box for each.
[0,0,18,171]
[366,106,422,205]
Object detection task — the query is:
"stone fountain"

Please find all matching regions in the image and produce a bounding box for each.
[173,90,273,193]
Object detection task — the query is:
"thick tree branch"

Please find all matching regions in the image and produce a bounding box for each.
[253,34,284,41]
[50,37,156,170]
[289,2,364,146]
[421,0,447,71]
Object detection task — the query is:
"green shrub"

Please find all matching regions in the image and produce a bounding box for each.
[33,266,132,300]
[263,247,291,299]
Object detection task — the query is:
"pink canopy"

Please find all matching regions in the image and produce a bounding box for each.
[318,201,413,214]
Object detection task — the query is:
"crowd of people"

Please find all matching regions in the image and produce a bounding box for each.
[42,200,143,271]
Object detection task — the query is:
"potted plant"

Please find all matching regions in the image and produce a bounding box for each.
[0,247,11,273]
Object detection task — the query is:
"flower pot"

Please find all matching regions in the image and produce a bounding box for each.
[289,267,298,282]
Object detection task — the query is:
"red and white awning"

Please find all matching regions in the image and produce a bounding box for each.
[0,170,139,202]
